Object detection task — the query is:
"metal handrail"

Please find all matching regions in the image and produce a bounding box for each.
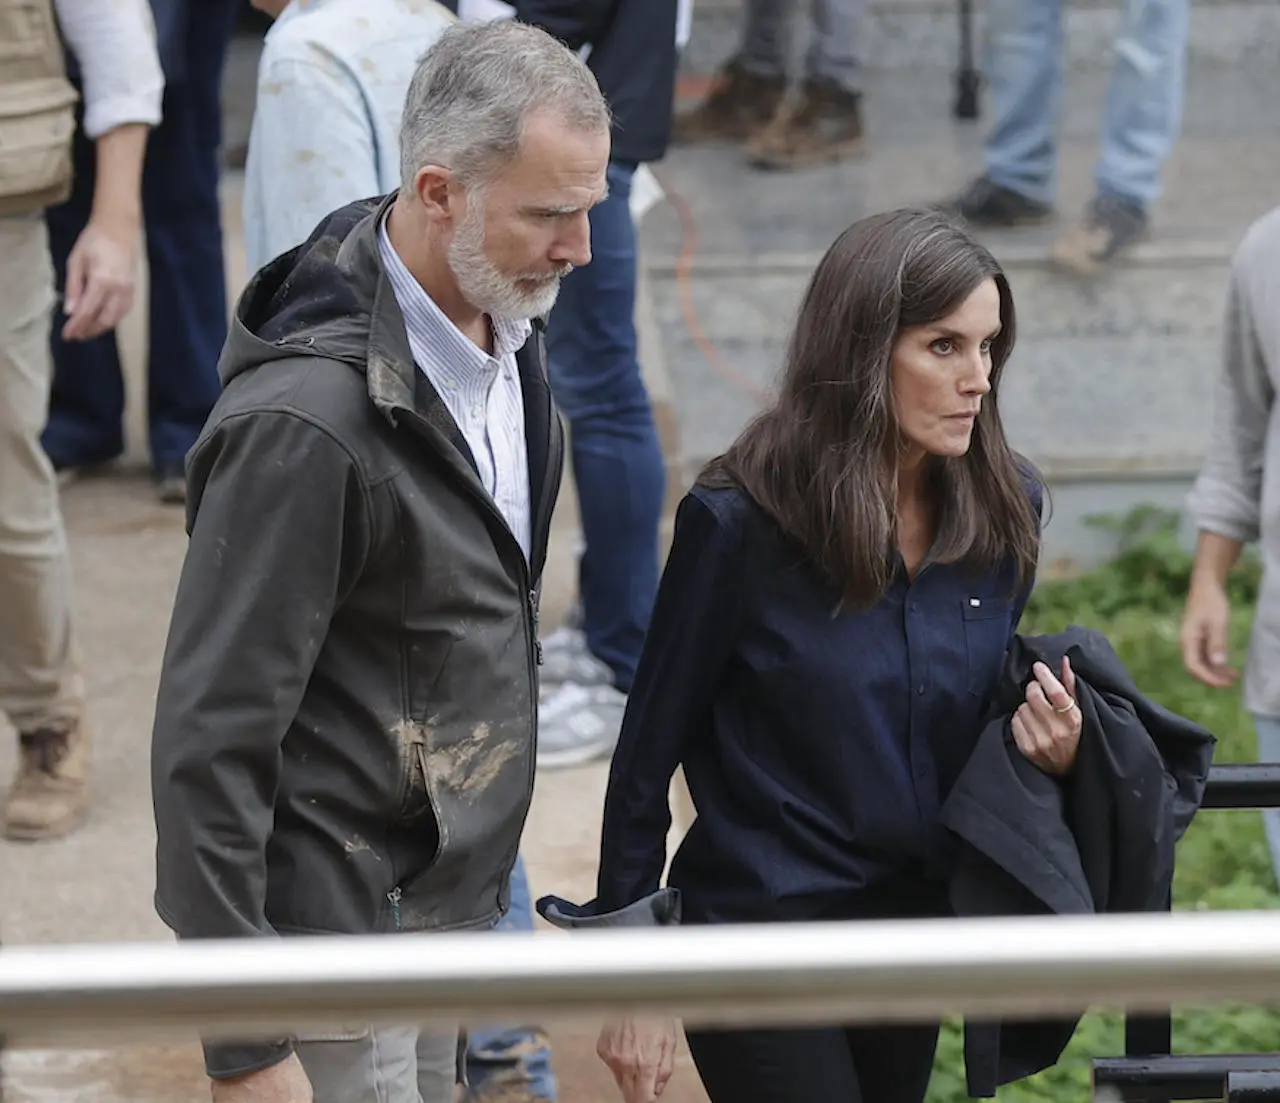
[6,911,1280,1046]
[1202,764,1280,810]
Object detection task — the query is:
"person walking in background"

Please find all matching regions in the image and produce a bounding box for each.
[671,0,866,170]
[42,0,239,504]
[508,0,680,768]
[0,0,162,842]
[241,0,455,272]
[1181,204,1280,882]
[943,0,1189,275]
[151,21,608,1103]
[240,2,559,1099]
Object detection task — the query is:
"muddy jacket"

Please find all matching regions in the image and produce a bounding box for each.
[150,194,563,1079]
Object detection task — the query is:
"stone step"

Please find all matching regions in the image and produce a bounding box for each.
[678,0,1280,73]
[639,61,1273,568]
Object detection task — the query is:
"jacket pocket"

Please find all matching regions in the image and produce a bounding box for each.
[961,596,1011,695]
[395,726,443,843]
[397,634,454,815]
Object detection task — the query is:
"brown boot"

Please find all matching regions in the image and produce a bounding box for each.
[673,59,787,145]
[4,720,90,841]
[745,80,866,170]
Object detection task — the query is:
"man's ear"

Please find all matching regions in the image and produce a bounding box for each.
[413,164,455,224]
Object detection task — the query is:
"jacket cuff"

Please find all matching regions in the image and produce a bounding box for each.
[204,1038,296,1081]
[535,888,681,929]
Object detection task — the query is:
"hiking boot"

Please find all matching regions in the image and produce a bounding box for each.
[745,80,866,170]
[942,176,1053,227]
[4,719,90,841]
[673,59,786,145]
[1050,192,1149,276]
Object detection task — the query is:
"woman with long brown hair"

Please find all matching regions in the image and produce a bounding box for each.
[578,208,1084,1102]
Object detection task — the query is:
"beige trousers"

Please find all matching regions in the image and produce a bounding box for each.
[0,215,82,733]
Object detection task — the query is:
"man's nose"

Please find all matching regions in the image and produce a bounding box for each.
[550,211,592,268]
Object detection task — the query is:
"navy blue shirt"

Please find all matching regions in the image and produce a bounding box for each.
[595,482,1038,924]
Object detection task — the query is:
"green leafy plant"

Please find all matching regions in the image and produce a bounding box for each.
[923,506,1277,1102]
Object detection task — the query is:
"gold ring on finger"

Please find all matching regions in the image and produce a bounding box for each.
[1053,698,1078,714]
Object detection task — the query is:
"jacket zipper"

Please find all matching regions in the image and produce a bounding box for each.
[392,387,558,915]
[530,589,543,666]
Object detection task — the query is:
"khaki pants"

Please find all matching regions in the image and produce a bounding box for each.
[296,1026,460,1103]
[0,215,82,734]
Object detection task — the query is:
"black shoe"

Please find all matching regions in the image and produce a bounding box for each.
[942,176,1053,227]
[154,461,187,505]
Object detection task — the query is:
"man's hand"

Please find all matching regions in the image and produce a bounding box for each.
[597,1016,678,1103]
[61,216,138,341]
[1181,575,1238,688]
[210,1053,313,1103]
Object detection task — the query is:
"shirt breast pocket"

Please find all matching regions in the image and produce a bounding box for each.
[961,596,1012,696]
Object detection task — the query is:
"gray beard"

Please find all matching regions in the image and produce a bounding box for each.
[447,204,568,321]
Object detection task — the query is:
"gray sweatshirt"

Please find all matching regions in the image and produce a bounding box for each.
[1188,205,1280,718]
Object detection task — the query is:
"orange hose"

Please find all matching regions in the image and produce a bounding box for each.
[652,167,771,406]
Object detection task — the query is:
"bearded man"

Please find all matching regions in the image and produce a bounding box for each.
[149,21,610,1103]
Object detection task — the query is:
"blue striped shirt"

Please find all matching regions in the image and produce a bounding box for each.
[377,217,532,561]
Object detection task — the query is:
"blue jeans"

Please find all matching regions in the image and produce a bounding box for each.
[43,0,235,470]
[1251,715,1280,890]
[545,161,665,694]
[983,0,1189,208]
[466,855,558,1100]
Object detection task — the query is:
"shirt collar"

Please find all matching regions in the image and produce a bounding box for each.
[377,212,532,368]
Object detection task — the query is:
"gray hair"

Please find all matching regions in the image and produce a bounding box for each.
[399,20,611,193]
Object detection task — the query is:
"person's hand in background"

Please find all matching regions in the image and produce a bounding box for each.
[62,121,147,341]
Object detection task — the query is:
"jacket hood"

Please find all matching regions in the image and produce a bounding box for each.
[219,195,391,389]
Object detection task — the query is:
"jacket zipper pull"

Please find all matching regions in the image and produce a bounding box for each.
[388,887,403,931]
[529,590,544,666]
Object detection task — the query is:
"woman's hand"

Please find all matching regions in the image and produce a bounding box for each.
[1011,657,1083,776]
[597,1016,678,1102]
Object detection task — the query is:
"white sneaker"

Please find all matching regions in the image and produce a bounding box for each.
[536,680,627,769]
[539,626,614,696]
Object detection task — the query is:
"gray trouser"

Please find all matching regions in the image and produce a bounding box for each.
[739,0,865,92]
[296,1025,460,1103]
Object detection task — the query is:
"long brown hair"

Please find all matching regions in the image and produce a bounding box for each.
[701,207,1040,609]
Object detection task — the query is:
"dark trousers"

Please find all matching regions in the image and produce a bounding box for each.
[682,875,947,1103]
[544,159,665,693]
[686,1020,939,1103]
[42,0,237,471]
